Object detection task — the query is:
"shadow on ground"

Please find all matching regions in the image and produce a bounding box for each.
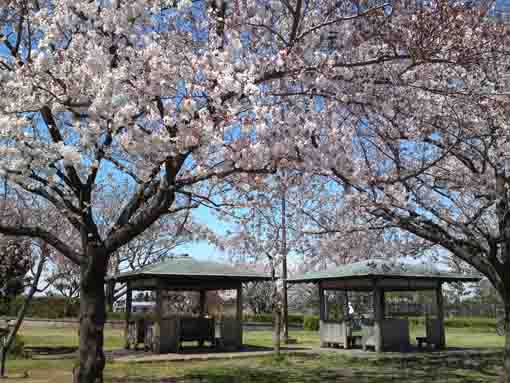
[110,352,503,383]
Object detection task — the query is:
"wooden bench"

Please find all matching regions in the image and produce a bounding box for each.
[416,336,432,349]
[348,335,362,348]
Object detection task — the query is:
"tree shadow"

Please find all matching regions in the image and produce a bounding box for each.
[110,353,501,383]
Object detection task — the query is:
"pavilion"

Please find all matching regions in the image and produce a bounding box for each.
[108,255,271,353]
[288,259,480,352]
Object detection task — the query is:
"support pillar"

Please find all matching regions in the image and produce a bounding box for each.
[319,284,325,347]
[236,284,243,348]
[199,290,206,318]
[124,284,132,349]
[373,284,383,352]
[154,286,163,353]
[319,285,325,322]
[344,290,349,319]
[324,291,328,321]
[436,283,446,349]
[380,288,386,320]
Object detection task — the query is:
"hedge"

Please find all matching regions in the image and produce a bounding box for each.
[106,312,156,321]
[2,296,79,319]
[406,316,498,332]
[2,297,500,334]
[299,315,498,332]
[243,313,304,325]
[303,316,320,331]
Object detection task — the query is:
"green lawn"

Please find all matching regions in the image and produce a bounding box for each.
[2,325,504,383]
[17,326,506,350]
[5,352,502,383]
[18,326,125,350]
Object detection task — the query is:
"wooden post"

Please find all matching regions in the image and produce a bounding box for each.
[154,286,163,353]
[344,290,349,320]
[199,290,206,318]
[380,288,386,320]
[319,285,325,322]
[324,290,328,321]
[373,283,383,352]
[319,284,325,347]
[436,283,446,349]
[124,284,132,349]
[236,284,243,348]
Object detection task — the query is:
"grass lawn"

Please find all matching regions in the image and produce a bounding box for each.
[18,326,125,350]
[1,325,504,383]
[17,326,506,350]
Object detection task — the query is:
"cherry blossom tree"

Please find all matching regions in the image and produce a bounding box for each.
[1,0,494,381]
[0,0,290,380]
[243,281,273,315]
[283,2,510,379]
[48,254,81,316]
[220,171,316,351]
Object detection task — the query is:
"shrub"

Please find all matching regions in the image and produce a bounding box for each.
[244,313,273,323]
[6,296,79,319]
[243,313,305,325]
[445,316,497,331]
[406,316,497,332]
[288,314,305,325]
[303,315,320,331]
[106,311,126,321]
[106,312,157,322]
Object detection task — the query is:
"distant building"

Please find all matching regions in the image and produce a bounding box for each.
[490,0,510,23]
[113,300,155,313]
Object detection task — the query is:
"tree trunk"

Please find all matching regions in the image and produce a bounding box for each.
[74,246,108,383]
[0,345,6,378]
[270,265,281,355]
[1,253,46,377]
[281,193,289,344]
[273,309,281,355]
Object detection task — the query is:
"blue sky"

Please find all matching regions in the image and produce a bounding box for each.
[180,206,231,262]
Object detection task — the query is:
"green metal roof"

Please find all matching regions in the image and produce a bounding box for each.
[288,259,481,284]
[110,255,271,282]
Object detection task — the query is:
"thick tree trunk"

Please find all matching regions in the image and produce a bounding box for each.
[273,309,281,355]
[74,246,108,383]
[0,344,6,378]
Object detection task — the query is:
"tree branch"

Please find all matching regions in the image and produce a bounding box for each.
[0,224,84,265]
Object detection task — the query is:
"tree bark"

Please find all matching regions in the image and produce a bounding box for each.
[273,308,281,355]
[281,193,289,344]
[74,245,108,383]
[1,253,46,377]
